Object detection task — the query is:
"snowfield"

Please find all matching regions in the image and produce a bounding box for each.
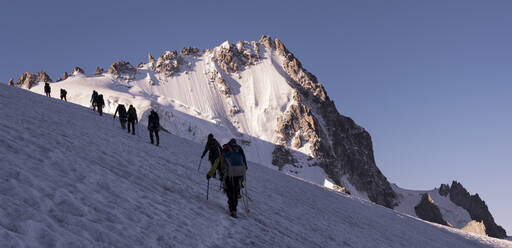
[393,184,472,228]
[26,44,324,187]
[1,81,511,247]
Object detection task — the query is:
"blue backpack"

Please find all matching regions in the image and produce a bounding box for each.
[224,146,245,177]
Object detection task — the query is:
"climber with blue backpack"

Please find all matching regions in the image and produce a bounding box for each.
[206,138,247,218]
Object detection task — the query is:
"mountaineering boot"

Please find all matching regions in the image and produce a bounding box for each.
[230,211,237,218]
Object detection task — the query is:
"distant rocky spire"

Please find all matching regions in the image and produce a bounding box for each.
[16,72,36,89]
[36,71,52,83]
[8,77,14,86]
[73,66,84,74]
[95,67,104,75]
[148,52,155,64]
[63,72,69,80]
[440,181,507,238]
[259,35,273,50]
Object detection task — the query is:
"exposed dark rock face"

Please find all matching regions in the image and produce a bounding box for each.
[440,181,507,238]
[73,66,84,74]
[261,35,397,208]
[107,61,136,80]
[95,67,104,75]
[63,72,69,80]
[272,145,298,169]
[181,47,200,55]
[155,50,181,76]
[439,183,450,196]
[8,77,14,86]
[414,193,450,226]
[56,77,62,82]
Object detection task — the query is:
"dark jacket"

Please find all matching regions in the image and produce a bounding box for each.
[96,95,105,107]
[114,104,127,120]
[127,106,137,122]
[202,138,222,162]
[91,91,98,103]
[60,89,67,97]
[44,83,51,93]
[148,111,159,131]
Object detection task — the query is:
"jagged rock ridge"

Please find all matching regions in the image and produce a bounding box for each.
[13,71,51,89]
[8,36,506,231]
[261,35,397,208]
[439,181,507,238]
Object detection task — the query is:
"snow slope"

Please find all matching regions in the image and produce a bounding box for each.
[1,79,511,247]
[393,184,473,228]
[28,46,302,181]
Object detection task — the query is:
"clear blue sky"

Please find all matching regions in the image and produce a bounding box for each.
[1,0,511,232]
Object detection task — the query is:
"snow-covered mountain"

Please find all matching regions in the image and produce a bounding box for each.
[2,81,512,247]
[8,35,507,239]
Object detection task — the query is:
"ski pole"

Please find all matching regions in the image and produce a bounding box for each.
[197,158,203,171]
[206,179,210,200]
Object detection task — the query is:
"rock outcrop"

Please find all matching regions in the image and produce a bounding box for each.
[147,53,156,70]
[439,181,507,238]
[73,66,84,74]
[462,220,487,236]
[181,47,199,56]
[439,184,450,196]
[414,193,450,226]
[107,61,136,80]
[214,41,261,73]
[155,50,181,76]
[15,71,51,89]
[36,71,52,83]
[8,77,14,86]
[95,67,104,75]
[261,35,397,208]
[63,72,69,80]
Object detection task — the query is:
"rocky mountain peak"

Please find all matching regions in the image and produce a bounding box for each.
[63,72,69,80]
[439,181,507,238]
[261,35,396,208]
[8,77,14,86]
[259,35,273,50]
